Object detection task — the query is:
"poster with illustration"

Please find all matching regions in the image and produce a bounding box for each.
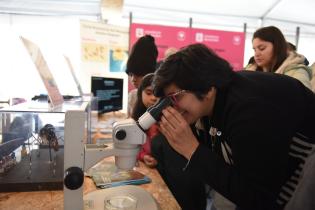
[109,48,128,72]
[80,20,129,74]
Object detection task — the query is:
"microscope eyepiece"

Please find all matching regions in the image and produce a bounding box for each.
[138,97,172,130]
[147,97,172,121]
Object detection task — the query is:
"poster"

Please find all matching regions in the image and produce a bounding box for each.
[80,20,129,74]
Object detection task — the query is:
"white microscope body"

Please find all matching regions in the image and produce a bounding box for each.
[85,118,146,171]
[63,97,172,210]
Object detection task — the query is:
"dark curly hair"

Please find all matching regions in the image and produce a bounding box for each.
[153,43,234,99]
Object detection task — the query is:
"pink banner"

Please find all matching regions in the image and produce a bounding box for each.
[191,28,245,70]
[130,23,191,61]
[130,23,245,71]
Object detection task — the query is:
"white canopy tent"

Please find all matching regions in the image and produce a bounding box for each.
[1,0,315,31]
[1,0,315,30]
[0,0,314,100]
[1,0,314,55]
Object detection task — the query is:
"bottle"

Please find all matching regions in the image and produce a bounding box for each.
[21,144,27,158]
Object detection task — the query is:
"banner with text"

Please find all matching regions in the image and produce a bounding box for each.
[130,23,244,70]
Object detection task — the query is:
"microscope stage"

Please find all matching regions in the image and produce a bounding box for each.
[83,185,160,210]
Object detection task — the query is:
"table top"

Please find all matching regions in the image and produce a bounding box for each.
[0,112,181,210]
[0,160,180,210]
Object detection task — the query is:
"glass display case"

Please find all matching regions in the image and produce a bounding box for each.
[0,101,90,192]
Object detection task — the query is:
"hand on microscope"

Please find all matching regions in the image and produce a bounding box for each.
[142,95,198,161]
[159,106,199,160]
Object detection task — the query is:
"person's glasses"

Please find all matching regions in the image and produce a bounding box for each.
[167,90,186,107]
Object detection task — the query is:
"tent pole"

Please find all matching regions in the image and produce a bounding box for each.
[189,17,193,28]
[295,26,300,50]
[243,23,247,41]
[128,12,132,52]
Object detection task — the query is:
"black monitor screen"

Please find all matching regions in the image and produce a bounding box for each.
[91,76,123,113]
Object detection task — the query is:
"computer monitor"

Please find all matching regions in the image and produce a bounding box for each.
[91,76,123,113]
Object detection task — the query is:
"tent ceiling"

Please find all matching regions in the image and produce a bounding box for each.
[0,0,314,28]
[0,0,101,16]
[267,0,315,26]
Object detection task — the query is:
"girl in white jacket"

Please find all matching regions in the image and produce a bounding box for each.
[249,26,313,90]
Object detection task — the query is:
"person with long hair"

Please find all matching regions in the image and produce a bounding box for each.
[251,26,312,89]
[132,73,159,167]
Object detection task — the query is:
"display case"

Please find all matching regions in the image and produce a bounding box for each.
[0,101,91,192]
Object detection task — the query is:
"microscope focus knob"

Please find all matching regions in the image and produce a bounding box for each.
[64,166,84,190]
[115,129,126,140]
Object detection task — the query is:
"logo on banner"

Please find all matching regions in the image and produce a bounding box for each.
[135,28,144,37]
[233,35,241,45]
[177,31,186,41]
[195,33,204,42]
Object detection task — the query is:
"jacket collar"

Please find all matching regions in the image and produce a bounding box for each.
[209,87,227,130]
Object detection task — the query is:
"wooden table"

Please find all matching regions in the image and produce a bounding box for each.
[0,160,180,210]
[0,111,181,210]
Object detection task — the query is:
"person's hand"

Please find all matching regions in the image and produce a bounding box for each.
[159,106,199,159]
[143,155,157,167]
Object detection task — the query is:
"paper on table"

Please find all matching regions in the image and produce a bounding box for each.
[86,161,151,189]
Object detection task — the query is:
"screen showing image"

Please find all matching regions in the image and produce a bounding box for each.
[91,76,123,113]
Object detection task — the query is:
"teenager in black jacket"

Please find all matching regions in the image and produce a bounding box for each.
[152,43,315,210]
